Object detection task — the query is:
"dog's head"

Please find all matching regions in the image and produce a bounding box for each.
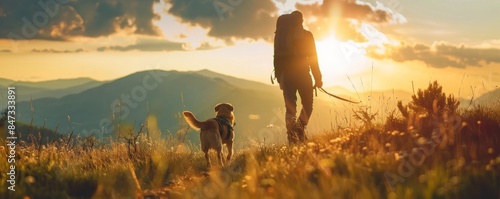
[214,103,234,119]
[214,103,233,113]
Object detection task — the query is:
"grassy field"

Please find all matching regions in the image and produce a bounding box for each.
[1,81,499,199]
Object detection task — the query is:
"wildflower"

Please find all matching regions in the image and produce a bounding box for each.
[385,143,391,148]
[394,152,408,161]
[488,148,494,154]
[418,113,428,118]
[244,175,252,181]
[25,176,35,184]
[260,178,276,187]
[330,138,341,143]
[417,137,427,145]
[477,121,481,125]
[307,142,317,148]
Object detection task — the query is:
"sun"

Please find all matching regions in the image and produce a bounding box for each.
[316,36,345,68]
[315,36,369,86]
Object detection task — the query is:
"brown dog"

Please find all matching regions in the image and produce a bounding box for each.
[182,103,235,167]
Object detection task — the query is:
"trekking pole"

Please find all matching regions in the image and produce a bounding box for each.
[317,87,361,104]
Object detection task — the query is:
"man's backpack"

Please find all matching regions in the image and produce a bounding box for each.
[272,14,297,84]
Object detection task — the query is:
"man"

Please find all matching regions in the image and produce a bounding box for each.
[274,11,323,144]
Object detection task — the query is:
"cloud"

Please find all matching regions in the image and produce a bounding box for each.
[0,0,161,40]
[97,36,184,52]
[0,0,403,44]
[164,0,402,42]
[31,48,85,53]
[296,0,404,41]
[367,42,500,68]
[165,0,278,41]
[0,49,12,53]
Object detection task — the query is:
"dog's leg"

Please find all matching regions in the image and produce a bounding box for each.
[204,151,211,168]
[216,148,224,166]
[226,142,233,162]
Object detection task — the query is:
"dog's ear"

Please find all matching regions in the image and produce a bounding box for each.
[214,103,222,112]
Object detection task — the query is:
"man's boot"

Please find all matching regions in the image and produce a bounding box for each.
[286,117,299,144]
[296,120,308,142]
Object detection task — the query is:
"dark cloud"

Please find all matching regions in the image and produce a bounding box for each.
[0,0,399,43]
[0,49,12,53]
[0,0,161,40]
[367,42,500,68]
[97,37,184,52]
[165,0,397,42]
[166,0,278,41]
[31,48,85,53]
[299,0,394,23]
[297,0,399,41]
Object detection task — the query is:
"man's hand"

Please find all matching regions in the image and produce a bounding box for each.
[314,80,323,88]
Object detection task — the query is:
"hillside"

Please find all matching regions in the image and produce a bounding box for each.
[14,70,353,147]
[14,70,281,147]
[2,79,499,199]
[12,77,99,90]
[474,87,500,107]
[13,70,498,148]
[0,78,104,108]
[195,69,278,93]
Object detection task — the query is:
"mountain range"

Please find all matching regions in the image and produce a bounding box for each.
[0,78,104,107]
[12,70,290,147]
[4,70,500,147]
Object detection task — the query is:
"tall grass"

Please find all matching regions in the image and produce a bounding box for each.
[1,81,499,199]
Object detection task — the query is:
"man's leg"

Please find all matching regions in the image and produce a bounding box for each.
[297,76,313,141]
[282,82,299,144]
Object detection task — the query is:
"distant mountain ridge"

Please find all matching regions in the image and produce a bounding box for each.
[474,87,500,107]
[10,77,99,90]
[0,78,104,108]
[8,70,500,148]
[195,69,277,93]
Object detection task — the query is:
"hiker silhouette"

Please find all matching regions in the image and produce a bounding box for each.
[273,10,323,144]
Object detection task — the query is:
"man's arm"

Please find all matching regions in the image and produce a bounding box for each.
[306,31,322,87]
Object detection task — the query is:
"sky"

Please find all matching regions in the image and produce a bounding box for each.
[0,0,499,98]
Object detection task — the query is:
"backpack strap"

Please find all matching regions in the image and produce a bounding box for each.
[214,117,234,140]
[270,69,275,84]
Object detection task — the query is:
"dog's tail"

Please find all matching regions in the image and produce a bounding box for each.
[182,111,210,130]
